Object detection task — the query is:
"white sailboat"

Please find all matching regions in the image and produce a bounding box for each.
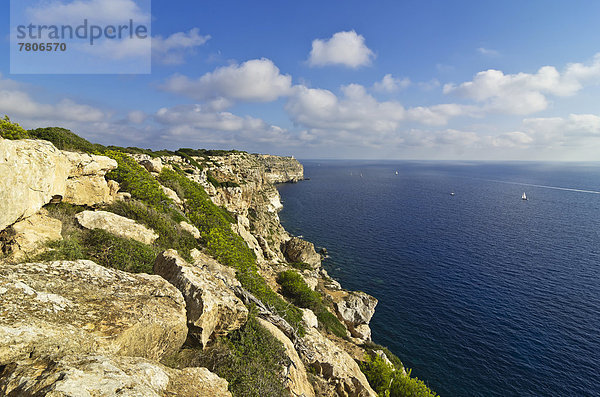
[522,192,528,200]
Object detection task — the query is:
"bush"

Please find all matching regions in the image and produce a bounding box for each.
[36,229,157,273]
[359,354,395,396]
[276,270,347,338]
[0,116,29,139]
[27,127,104,153]
[164,310,290,397]
[389,370,438,397]
[159,167,304,333]
[106,199,198,261]
[358,347,438,397]
[105,151,182,218]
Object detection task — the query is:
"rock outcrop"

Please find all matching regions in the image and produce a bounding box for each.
[257,318,316,397]
[0,210,62,259]
[301,327,377,397]
[75,210,159,244]
[334,291,378,342]
[154,250,248,347]
[283,237,322,268]
[0,259,187,364]
[63,151,118,206]
[0,138,70,232]
[0,138,117,232]
[0,355,232,397]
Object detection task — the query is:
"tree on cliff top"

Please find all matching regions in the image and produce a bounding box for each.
[0,116,29,140]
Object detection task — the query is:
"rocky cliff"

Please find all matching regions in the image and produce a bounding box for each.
[0,128,430,397]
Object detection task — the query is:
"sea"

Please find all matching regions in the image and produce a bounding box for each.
[276,160,600,397]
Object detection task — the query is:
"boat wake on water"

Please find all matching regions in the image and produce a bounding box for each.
[480,179,600,195]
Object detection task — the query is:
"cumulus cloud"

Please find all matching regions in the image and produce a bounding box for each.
[444,54,600,114]
[162,58,292,103]
[153,104,298,148]
[152,28,211,65]
[373,74,411,93]
[286,83,475,132]
[492,131,533,148]
[0,75,106,122]
[26,0,150,25]
[308,31,375,68]
[521,113,600,146]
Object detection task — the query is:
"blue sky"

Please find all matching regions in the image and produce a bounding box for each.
[2,0,600,160]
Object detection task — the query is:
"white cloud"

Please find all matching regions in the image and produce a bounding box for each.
[521,113,600,146]
[127,110,146,124]
[0,75,106,122]
[153,104,296,147]
[308,30,375,68]
[162,58,292,103]
[286,83,475,134]
[77,36,150,60]
[444,54,600,115]
[477,47,500,57]
[492,131,533,148]
[373,74,411,93]
[152,28,211,65]
[26,0,150,25]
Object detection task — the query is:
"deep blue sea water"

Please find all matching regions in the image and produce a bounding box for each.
[277,161,600,397]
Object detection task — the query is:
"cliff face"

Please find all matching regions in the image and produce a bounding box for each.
[0,136,389,397]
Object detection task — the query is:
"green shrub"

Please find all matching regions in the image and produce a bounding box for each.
[27,127,104,153]
[359,354,395,396]
[105,151,182,219]
[164,310,290,397]
[389,370,438,397]
[276,270,347,338]
[0,116,29,139]
[106,199,198,261]
[36,229,157,273]
[358,348,437,397]
[159,167,304,333]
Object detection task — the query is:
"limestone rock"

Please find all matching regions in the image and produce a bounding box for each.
[180,221,201,239]
[301,308,319,328]
[0,355,231,397]
[334,291,378,327]
[154,250,248,347]
[190,248,240,288]
[0,138,69,232]
[282,237,321,268]
[1,210,62,259]
[75,210,159,244]
[301,327,377,397]
[140,157,163,173]
[352,324,372,342]
[257,318,315,397]
[63,152,118,206]
[0,260,187,364]
[163,185,183,205]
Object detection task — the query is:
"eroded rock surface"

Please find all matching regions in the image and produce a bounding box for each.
[282,237,322,268]
[257,318,315,397]
[0,260,187,364]
[301,327,377,397]
[154,250,248,347]
[0,138,69,231]
[0,210,62,259]
[0,355,231,397]
[75,210,159,244]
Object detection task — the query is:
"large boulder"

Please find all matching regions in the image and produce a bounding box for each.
[0,354,232,397]
[75,210,159,244]
[0,210,62,260]
[333,291,378,342]
[0,138,70,231]
[0,260,187,365]
[257,318,315,397]
[301,327,377,397]
[154,250,248,347]
[282,237,321,268]
[62,151,118,206]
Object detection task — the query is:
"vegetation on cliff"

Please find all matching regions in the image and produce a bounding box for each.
[0,115,29,139]
[277,270,347,337]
